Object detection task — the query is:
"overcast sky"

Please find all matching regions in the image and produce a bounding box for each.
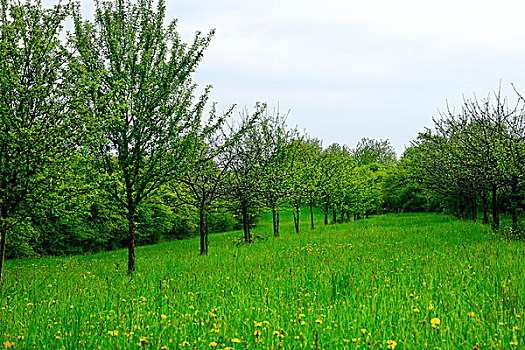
[74,0,525,156]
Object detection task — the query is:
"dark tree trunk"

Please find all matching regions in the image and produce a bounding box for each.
[332,209,336,224]
[310,202,315,229]
[356,212,361,220]
[127,208,136,274]
[199,204,207,255]
[491,184,499,231]
[272,207,279,236]
[242,203,251,243]
[205,213,209,254]
[324,202,328,225]
[341,208,344,223]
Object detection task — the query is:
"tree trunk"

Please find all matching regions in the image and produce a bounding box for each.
[205,213,209,255]
[341,208,344,223]
[0,215,7,284]
[242,203,251,243]
[276,211,280,236]
[310,202,315,229]
[491,184,499,231]
[324,202,328,225]
[272,207,279,236]
[332,209,336,224]
[127,208,136,274]
[199,205,206,255]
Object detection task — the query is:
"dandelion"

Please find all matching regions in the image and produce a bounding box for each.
[161,314,168,320]
[108,330,118,336]
[413,307,420,313]
[431,318,441,329]
[273,331,280,336]
[467,312,476,317]
[427,304,434,310]
[3,342,12,348]
[315,318,322,324]
[254,321,262,327]
[209,341,217,347]
[254,330,261,337]
[361,328,367,335]
[231,338,241,343]
[387,340,397,349]
[510,341,519,346]
[352,338,358,342]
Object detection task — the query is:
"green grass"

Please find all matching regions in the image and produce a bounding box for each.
[1,211,524,349]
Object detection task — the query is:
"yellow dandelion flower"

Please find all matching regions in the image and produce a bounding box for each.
[161,314,168,320]
[413,307,420,313]
[510,341,519,346]
[108,330,118,336]
[352,338,358,342]
[254,330,261,337]
[273,331,280,336]
[254,321,262,327]
[431,318,441,329]
[231,338,241,343]
[387,340,397,349]
[361,328,367,335]
[315,318,322,324]
[467,312,476,317]
[209,341,217,347]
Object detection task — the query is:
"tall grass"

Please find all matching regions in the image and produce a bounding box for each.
[1,211,523,349]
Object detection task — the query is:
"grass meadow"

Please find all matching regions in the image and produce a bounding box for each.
[1,210,524,349]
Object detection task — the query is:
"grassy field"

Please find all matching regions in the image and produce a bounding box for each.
[1,211,524,349]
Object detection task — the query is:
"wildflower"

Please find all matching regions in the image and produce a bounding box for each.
[510,341,519,346]
[161,314,168,320]
[467,312,476,317]
[3,342,12,348]
[387,340,397,349]
[361,328,367,335]
[231,338,241,343]
[352,338,358,342]
[254,321,262,327]
[315,318,322,324]
[427,304,434,310]
[209,341,217,347]
[273,331,280,336]
[254,330,261,337]
[181,341,190,347]
[108,330,118,336]
[413,307,420,313]
[431,318,441,329]
[209,311,217,318]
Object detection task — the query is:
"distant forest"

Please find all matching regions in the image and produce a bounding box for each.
[1,0,524,281]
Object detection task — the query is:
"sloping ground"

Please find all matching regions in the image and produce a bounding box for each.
[1,213,524,349]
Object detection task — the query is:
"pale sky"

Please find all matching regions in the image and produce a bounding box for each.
[67,0,525,155]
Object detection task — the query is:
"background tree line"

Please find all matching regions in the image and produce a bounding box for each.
[2,0,524,282]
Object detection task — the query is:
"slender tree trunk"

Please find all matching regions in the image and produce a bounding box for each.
[0,212,7,284]
[127,208,136,274]
[272,207,279,236]
[276,211,279,236]
[205,213,209,255]
[332,209,336,224]
[491,184,499,231]
[341,208,344,223]
[242,203,251,243]
[324,202,328,225]
[471,195,477,223]
[310,202,315,229]
[199,204,206,255]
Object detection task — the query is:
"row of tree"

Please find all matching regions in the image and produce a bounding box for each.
[0,0,399,282]
[2,0,524,284]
